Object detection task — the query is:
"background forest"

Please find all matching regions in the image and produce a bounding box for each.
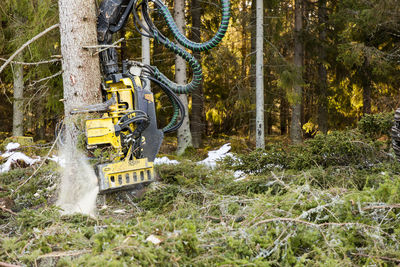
[1,0,399,144]
[2,0,400,266]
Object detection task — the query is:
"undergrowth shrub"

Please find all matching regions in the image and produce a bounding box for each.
[219,175,287,196]
[138,185,180,212]
[223,130,391,175]
[357,112,394,139]
[155,161,211,186]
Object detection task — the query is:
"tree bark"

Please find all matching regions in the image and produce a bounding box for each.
[175,0,193,155]
[317,0,328,133]
[290,0,303,144]
[189,0,204,148]
[58,0,102,135]
[12,54,24,136]
[255,0,265,149]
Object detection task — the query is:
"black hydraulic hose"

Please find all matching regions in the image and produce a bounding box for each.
[148,76,185,133]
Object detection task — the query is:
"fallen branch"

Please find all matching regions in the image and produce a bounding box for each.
[0,24,59,74]
[351,252,400,264]
[37,249,91,259]
[362,204,400,211]
[0,206,17,216]
[0,58,61,66]
[0,262,21,267]
[251,217,390,236]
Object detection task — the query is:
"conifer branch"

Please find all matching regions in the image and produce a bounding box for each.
[0,24,59,74]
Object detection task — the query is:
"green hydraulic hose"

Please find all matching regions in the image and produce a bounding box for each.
[152,35,203,94]
[139,0,230,131]
[155,0,230,52]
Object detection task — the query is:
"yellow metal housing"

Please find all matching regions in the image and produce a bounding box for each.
[97,158,154,193]
[85,77,157,193]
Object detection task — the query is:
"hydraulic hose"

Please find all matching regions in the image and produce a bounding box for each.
[153,0,230,52]
[148,76,185,133]
[152,36,203,94]
[137,0,229,94]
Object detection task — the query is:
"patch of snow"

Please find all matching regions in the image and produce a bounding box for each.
[5,142,20,151]
[1,151,14,158]
[233,170,247,181]
[146,234,162,245]
[199,143,233,168]
[0,152,40,173]
[154,156,179,165]
[49,155,66,168]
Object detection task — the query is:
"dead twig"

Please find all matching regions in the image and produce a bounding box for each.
[0,58,61,66]
[0,24,59,74]
[82,38,124,56]
[12,123,62,195]
[28,70,63,87]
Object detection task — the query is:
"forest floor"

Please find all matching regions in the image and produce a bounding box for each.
[1,126,400,266]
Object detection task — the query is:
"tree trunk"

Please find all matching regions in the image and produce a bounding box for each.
[290,0,303,144]
[280,95,288,135]
[59,0,102,120]
[57,0,102,216]
[249,0,257,139]
[142,17,151,91]
[317,0,328,133]
[12,54,24,136]
[189,0,204,148]
[255,0,265,149]
[362,78,372,114]
[175,0,193,155]
[362,58,372,114]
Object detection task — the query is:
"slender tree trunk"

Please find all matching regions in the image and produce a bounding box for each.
[12,54,24,136]
[290,0,303,144]
[249,0,257,139]
[189,0,204,148]
[362,58,372,114]
[142,17,151,91]
[280,95,288,135]
[362,78,372,114]
[317,0,328,133]
[175,0,193,155]
[255,0,264,149]
[59,0,102,122]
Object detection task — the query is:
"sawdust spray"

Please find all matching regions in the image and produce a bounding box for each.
[56,123,99,216]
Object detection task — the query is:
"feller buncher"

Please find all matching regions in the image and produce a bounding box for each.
[70,0,230,193]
